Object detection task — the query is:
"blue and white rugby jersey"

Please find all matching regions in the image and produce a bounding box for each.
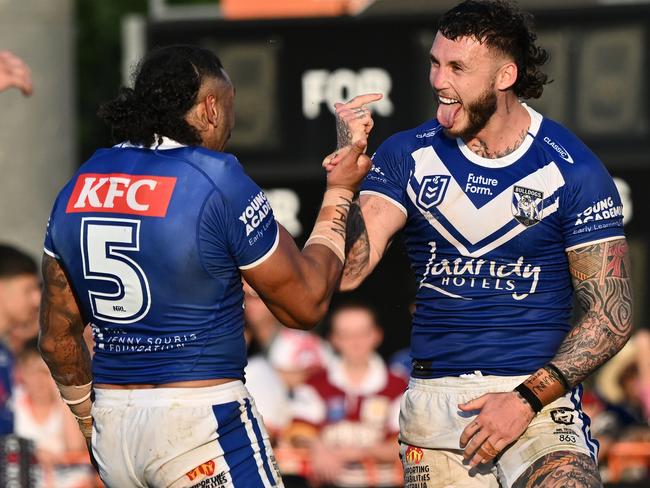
[361,105,624,377]
[44,138,279,384]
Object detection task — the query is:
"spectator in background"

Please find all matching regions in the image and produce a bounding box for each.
[288,303,406,488]
[14,339,94,488]
[243,280,331,392]
[0,50,32,96]
[0,244,41,434]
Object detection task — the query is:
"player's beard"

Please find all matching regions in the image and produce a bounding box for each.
[444,82,498,140]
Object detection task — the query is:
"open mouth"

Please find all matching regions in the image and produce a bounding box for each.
[437,95,462,128]
[438,95,460,105]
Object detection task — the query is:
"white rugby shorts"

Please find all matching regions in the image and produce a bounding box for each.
[92,381,283,487]
[399,373,598,487]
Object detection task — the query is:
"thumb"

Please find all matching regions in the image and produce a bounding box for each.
[334,102,345,111]
[349,138,367,155]
[459,394,487,412]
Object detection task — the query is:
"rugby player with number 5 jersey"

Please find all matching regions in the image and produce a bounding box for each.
[38,45,375,487]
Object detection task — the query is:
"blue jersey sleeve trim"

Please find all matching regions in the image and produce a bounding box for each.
[565,235,625,252]
[43,246,60,259]
[360,190,408,217]
[238,223,280,270]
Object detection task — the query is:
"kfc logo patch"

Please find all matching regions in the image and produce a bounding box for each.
[66,173,176,217]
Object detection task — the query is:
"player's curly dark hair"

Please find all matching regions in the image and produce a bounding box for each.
[438,0,549,99]
[98,44,227,147]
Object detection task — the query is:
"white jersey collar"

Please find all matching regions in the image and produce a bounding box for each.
[115,135,187,150]
[457,103,543,169]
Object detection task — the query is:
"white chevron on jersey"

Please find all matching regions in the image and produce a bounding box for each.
[406,146,566,258]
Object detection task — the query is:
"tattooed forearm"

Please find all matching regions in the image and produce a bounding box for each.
[552,239,632,387]
[331,198,352,239]
[342,197,371,280]
[39,254,92,386]
[336,114,353,149]
[512,451,601,488]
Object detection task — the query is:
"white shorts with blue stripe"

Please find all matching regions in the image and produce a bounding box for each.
[92,381,283,488]
[399,373,598,488]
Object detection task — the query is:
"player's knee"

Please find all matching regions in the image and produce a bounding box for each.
[511,450,601,488]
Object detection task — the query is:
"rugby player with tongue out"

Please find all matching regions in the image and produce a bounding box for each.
[327,1,629,487]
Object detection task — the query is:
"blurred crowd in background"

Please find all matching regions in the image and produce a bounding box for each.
[2,239,650,487]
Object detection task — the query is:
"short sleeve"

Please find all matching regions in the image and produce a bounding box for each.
[561,158,625,251]
[43,199,62,260]
[199,162,279,272]
[360,137,409,215]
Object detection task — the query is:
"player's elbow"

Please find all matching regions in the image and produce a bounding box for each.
[38,335,57,361]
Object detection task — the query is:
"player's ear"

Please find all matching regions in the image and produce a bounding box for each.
[204,94,219,128]
[186,96,211,132]
[496,61,517,92]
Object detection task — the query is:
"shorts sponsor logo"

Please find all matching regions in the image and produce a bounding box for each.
[66,173,176,217]
[512,185,543,227]
[550,407,576,425]
[186,460,216,481]
[190,471,228,488]
[416,175,450,210]
[404,445,423,464]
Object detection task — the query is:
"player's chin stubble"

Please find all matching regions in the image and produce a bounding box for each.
[444,85,498,141]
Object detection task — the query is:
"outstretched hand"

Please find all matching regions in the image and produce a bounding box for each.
[458,392,535,467]
[335,92,382,148]
[0,51,33,96]
[326,138,372,192]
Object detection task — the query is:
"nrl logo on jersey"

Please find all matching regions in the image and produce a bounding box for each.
[512,186,543,227]
[416,175,450,210]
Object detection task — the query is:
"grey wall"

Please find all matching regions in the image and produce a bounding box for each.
[0,0,75,261]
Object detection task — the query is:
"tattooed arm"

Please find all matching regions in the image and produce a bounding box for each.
[39,253,94,442]
[458,238,632,467]
[339,194,406,291]
[552,238,633,385]
[39,253,92,387]
[243,140,371,328]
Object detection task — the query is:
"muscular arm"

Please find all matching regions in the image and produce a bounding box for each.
[553,238,633,385]
[38,254,92,386]
[339,194,406,291]
[243,141,372,329]
[518,238,633,407]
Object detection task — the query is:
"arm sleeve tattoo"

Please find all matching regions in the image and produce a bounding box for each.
[39,254,92,386]
[342,196,371,281]
[551,239,633,387]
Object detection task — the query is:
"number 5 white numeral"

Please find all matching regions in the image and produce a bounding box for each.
[81,217,151,323]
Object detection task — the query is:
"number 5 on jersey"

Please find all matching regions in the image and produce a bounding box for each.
[81,217,151,323]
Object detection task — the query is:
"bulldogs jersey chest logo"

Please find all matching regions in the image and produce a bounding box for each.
[512,185,544,227]
[417,175,450,210]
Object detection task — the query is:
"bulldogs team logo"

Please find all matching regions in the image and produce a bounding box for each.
[417,175,450,210]
[550,408,576,425]
[512,186,543,227]
[404,445,424,464]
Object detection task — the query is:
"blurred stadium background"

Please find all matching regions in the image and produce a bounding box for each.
[0,0,649,486]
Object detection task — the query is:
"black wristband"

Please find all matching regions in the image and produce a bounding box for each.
[545,362,571,392]
[514,384,543,413]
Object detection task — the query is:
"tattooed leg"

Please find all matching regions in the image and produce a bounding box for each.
[512,451,601,488]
